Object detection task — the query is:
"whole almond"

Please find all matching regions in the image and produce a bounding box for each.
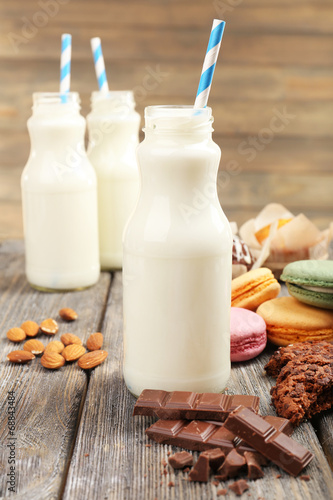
[45,340,65,354]
[41,352,65,369]
[23,339,45,355]
[40,318,58,335]
[20,321,40,337]
[59,307,78,322]
[7,327,26,342]
[62,344,86,362]
[61,333,82,346]
[78,350,108,370]
[86,332,103,351]
[7,350,35,363]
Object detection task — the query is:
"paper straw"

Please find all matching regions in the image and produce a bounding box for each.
[91,37,109,93]
[60,34,72,100]
[194,19,225,109]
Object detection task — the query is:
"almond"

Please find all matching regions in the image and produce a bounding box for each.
[62,344,86,362]
[78,350,108,370]
[59,307,78,322]
[7,327,26,342]
[7,350,35,363]
[40,318,58,335]
[41,352,65,369]
[44,340,65,354]
[23,339,45,355]
[86,332,103,351]
[60,333,82,346]
[20,320,40,337]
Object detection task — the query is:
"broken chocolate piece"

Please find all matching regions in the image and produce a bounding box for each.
[168,451,193,469]
[146,415,293,455]
[224,406,313,476]
[134,389,259,420]
[201,448,225,471]
[215,449,246,480]
[244,451,264,479]
[217,488,228,496]
[228,479,249,496]
[189,454,210,482]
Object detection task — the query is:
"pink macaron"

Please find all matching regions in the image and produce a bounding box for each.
[230,307,267,362]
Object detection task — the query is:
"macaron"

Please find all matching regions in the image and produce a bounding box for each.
[230,307,267,361]
[231,267,281,311]
[256,296,333,346]
[281,260,333,310]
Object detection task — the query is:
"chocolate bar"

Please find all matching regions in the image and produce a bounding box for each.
[145,415,293,456]
[224,406,313,476]
[134,389,259,421]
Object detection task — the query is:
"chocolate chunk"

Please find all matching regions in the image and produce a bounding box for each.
[134,389,259,421]
[300,474,310,481]
[215,449,246,480]
[189,454,210,482]
[217,489,228,496]
[228,479,249,496]
[224,406,313,476]
[146,415,295,454]
[201,448,225,471]
[233,235,255,271]
[168,451,193,469]
[244,451,264,479]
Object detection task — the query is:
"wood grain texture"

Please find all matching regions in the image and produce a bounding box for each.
[0,0,332,252]
[2,0,333,34]
[0,240,111,499]
[63,273,333,500]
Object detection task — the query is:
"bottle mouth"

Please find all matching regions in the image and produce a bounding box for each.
[90,91,136,113]
[144,105,213,133]
[32,92,81,107]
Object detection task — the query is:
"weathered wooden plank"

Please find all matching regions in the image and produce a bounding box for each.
[2,97,333,138]
[1,132,332,176]
[0,240,111,499]
[2,61,333,109]
[63,273,333,500]
[313,412,333,472]
[1,0,333,34]
[1,163,332,241]
[2,25,333,68]
[0,201,23,241]
[3,164,333,212]
[217,172,333,211]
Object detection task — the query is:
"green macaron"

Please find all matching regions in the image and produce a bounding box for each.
[281,260,333,310]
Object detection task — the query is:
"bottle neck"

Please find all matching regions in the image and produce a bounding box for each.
[87,91,140,157]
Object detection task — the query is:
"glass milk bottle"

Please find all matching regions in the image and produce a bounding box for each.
[123,105,232,396]
[87,91,140,269]
[21,92,100,291]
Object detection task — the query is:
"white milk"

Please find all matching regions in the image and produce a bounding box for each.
[21,92,100,291]
[123,106,232,396]
[87,91,140,269]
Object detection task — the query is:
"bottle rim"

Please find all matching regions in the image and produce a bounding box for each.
[144,105,213,133]
[32,92,81,107]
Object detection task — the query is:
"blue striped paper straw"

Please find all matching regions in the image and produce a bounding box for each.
[91,37,109,93]
[60,33,72,102]
[194,19,225,109]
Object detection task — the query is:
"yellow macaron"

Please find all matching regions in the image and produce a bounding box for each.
[231,267,280,311]
[257,296,333,346]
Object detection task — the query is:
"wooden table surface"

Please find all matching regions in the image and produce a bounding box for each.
[0,240,332,500]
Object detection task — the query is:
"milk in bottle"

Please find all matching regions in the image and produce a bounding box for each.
[87,91,140,269]
[21,92,100,291]
[123,105,232,396]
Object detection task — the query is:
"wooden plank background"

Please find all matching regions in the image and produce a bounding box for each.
[0,0,332,240]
